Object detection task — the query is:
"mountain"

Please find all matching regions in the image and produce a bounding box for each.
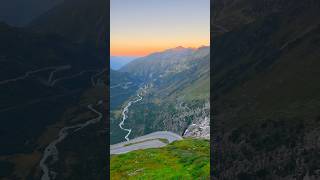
[0,22,107,180]
[28,0,107,60]
[212,0,320,179]
[120,46,210,101]
[0,0,64,26]
[120,46,209,81]
[111,46,210,144]
[0,22,100,70]
[0,0,108,178]
[110,56,137,70]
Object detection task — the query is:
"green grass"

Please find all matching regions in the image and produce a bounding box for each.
[158,138,170,144]
[182,76,210,102]
[123,138,169,147]
[110,139,210,180]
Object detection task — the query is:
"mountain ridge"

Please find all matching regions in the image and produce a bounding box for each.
[120,46,209,81]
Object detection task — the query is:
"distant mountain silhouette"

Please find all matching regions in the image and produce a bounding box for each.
[110,56,138,70]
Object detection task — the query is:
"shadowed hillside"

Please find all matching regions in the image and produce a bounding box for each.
[0,0,64,26]
[0,0,107,179]
[28,0,107,60]
[212,0,320,179]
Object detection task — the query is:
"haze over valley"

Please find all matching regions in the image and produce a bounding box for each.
[110,56,138,70]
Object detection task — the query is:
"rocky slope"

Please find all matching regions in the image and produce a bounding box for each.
[183,102,210,139]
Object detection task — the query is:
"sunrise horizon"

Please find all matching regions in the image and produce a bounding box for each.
[111,0,209,57]
[111,44,210,57]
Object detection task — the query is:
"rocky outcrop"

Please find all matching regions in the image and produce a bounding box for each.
[183,102,210,139]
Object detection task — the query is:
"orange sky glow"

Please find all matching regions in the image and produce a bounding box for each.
[111,38,210,57]
[110,0,210,57]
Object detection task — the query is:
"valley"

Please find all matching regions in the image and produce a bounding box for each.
[110,46,210,145]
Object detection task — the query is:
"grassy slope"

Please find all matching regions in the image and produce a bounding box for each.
[182,74,210,102]
[110,139,210,180]
[158,53,210,102]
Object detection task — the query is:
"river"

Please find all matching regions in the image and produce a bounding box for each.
[39,102,102,180]
[119,87,145,141]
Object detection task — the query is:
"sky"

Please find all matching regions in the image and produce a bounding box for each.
[111,0,210,57]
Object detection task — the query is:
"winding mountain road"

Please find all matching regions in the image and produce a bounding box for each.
[0,65,71,85]
[49,70,97,86]
[47,65,71,84]
[212,23,228,33]
[110,131,183,155]
[91,68,107,86]
[111,82,133,89]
